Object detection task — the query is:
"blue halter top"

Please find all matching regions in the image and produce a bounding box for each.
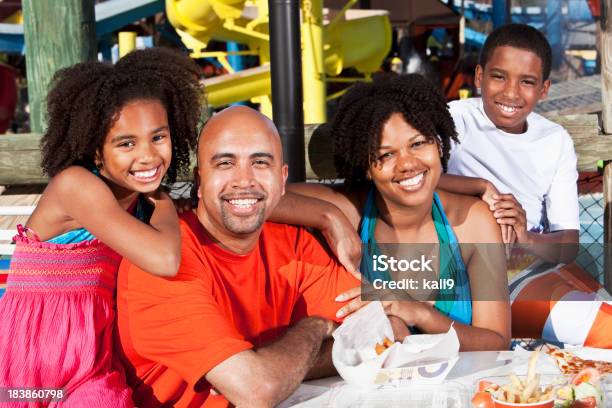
[358,189,472,325]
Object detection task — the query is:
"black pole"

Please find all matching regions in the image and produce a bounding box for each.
[269,0,306,182]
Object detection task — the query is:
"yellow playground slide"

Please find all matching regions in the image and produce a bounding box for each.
[166,0,391,123]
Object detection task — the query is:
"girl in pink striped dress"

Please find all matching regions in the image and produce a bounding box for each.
[0,48,204,407]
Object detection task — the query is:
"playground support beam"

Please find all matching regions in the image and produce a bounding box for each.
[602,0,612,134]
[301,0,326,124]
[227,42,245,72]
[547,0,563,70]
[492,0,510,29]
[269,0,306,182]
[603,0,612,292]
[605,163,612,293]
[22,0,96,133]
[118,31,137,58]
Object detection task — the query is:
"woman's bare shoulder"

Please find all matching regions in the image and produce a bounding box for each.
[436,190,500,243]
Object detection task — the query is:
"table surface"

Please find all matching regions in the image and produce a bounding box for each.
[281,349,612,407]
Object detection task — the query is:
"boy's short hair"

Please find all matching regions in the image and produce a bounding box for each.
[479,23,552,81]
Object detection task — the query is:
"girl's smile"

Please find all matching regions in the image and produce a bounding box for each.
[97,99,172,196]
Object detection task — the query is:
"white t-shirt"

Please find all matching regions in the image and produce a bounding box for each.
[447,97,579,232]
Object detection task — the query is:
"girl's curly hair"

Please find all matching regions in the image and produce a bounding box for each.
[41,47,205,183]
[331,74,458,189]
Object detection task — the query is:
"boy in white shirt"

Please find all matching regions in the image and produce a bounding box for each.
[444,24,579,263]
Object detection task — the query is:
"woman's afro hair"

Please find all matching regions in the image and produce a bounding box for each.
[331,74,458,189]
[41,47,205,183]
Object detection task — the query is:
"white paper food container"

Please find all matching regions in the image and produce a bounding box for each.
[332,301,460,386]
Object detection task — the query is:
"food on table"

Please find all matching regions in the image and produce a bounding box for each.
[471,351,606,407]
[570,368,600,386]
[374,337,394,355]
[471,391,494,408]
[553,368,605,407]
[475,351,556,405]
[490,378,554,404]
[478,380,500,393]
[544,345,612,375]
[567,397,597,408]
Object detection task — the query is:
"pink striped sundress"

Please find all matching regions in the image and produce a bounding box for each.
[0,225,133,407]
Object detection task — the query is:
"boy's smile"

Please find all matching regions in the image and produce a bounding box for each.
[476,45,550,134]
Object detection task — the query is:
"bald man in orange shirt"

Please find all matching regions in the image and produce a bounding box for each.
[116,106,361,408]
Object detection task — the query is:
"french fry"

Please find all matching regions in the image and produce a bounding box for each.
[506,389,518,403]
[374,342,385,355]
[375,337,394,355]
[533,386,541,400]
[526,350,539,384]
[482,352,559,404]
[509,373,523,391]
[502,384,515,402]
[521,373,540,402]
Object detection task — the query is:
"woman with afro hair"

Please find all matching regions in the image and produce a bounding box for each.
[279,74,510,351]
[0,47,204,406]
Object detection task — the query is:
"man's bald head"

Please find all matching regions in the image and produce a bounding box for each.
[194,106,289,252]
[198,106,283,164]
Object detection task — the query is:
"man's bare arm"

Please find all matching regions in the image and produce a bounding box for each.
[304,339,335,380]
[205,317,334,408]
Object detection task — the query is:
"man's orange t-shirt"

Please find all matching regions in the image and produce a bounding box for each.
[116,211,360,408]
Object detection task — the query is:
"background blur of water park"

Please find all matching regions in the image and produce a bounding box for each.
[0,0,611,296]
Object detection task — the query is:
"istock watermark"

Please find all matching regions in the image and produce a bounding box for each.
[372,277,455,291]
[372,254,434,273]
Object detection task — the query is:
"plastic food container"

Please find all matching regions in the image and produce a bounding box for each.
[473,375,566,408]
[326,381,469,408]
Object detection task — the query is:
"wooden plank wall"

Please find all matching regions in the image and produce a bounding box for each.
[0,115,611,181]
[545,115,612,172]
[0,134,46,184]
